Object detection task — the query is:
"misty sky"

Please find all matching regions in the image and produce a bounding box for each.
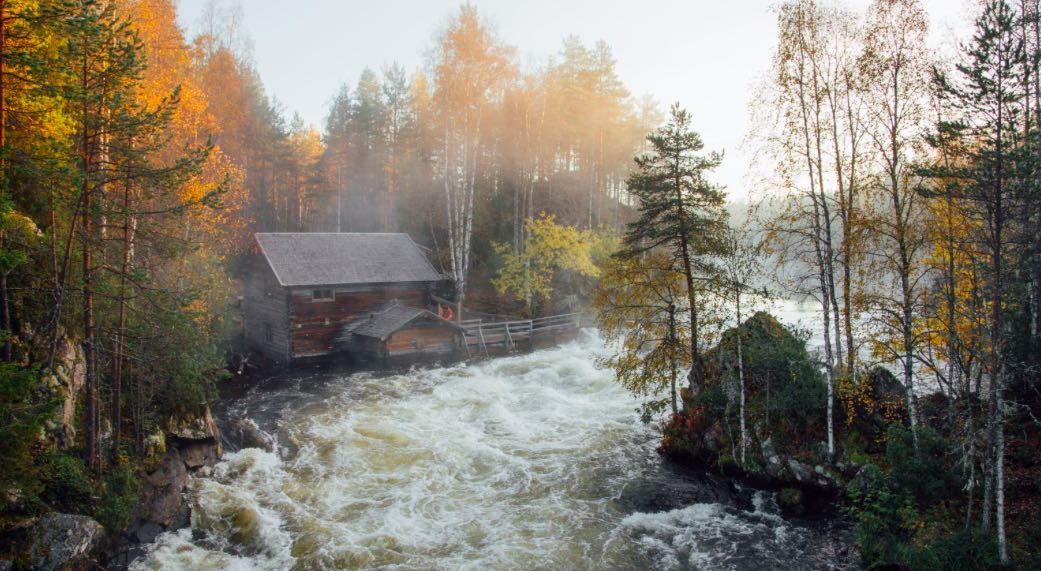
[173,0,975,198]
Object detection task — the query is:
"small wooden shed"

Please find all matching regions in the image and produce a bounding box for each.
[336,301,465,362]
[243,232,455,365]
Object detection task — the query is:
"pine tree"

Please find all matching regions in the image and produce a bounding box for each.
[58,0,213,467]
[619,103,728,394]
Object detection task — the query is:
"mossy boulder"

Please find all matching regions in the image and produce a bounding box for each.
[671,311,826,462]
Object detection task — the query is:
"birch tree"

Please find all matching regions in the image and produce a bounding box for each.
[861,0,932,450]
[765,0,845,457]
[431,5,513,317]
[721,225,766,467]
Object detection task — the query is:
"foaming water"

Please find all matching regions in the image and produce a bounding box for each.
[132,331,853,570]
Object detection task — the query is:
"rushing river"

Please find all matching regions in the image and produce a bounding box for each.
[132,330,856,570]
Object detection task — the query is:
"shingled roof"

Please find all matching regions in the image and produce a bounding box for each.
[255,233,443,287]
[338,301,463,342]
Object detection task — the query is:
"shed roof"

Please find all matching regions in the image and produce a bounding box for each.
[339,301,463,342]
[255,233,442,287]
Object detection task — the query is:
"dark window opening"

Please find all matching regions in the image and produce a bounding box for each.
[312,289,334,302]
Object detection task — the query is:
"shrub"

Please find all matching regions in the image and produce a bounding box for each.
[845,463,921,566]
[885,424,959,504]
[0,363,55,513]
[902,530,998,570]
[39,452,93,513]
[94,461,141,533]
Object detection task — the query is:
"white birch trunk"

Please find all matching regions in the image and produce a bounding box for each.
[996,368,1008,564]
[737,290,747,467]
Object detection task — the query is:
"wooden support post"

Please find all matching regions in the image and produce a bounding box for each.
[478,325,488,357]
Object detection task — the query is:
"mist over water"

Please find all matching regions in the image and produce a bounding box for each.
[132,330,853,570]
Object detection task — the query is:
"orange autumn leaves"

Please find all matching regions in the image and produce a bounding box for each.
[118,0,249,257]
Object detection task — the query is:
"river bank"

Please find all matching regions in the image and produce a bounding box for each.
[128,331,860,570]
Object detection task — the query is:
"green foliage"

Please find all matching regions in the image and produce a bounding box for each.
[94,461,141,533]
[130,291,226,417]
[709,312,826,438]
[619,104,728,262]
[885,424,959,504]
[0,200,39,276]
[903,531,999,570]
[0,363,55,513]
[849,430,995,569]
[693,385,728,415]
[636,398,671,424]
[39,452,93,514]
[846,463,922,566]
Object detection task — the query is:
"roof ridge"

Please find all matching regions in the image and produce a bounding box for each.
[254,231,407,236]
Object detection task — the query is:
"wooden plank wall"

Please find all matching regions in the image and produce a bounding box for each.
[386,325,459,356]
[289,284,428,358]
[242,259,291,363]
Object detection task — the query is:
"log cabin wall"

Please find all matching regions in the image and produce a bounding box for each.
[242,259,291,363]
[288,283,430,358]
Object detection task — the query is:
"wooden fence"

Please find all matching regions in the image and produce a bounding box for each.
[459,312,582,356]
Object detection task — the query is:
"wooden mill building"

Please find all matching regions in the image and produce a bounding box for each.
[243,232,462,365]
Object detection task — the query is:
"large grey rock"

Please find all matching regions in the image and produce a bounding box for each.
[139,449,189,527]
[180,441,221,470]
[29,513,104,571]
[787,458,812,483]
[230,418,276,453]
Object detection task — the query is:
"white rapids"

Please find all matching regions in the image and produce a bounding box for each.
[131,330,852,570]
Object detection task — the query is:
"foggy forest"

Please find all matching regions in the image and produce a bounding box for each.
[1,0,1041,569]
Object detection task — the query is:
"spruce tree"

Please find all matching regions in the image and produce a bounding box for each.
[925,1,1032,562]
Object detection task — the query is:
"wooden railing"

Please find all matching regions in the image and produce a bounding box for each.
[459,312,582,355]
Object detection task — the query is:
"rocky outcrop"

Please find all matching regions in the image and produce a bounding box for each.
[110,406,224,565]
[39,337,86,449]
[28,513,104,571]
[760,454,841,493]
[164,406,223,458]
[137,448,190,531]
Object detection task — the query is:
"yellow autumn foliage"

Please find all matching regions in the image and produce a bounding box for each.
[492,214,610,308]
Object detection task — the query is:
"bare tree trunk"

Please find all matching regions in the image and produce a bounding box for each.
[82,174,97,471]
[964,422,976,531]
[0,0,11,363]
[79,39,98,472]
[996,377,1008,563]
[736,289,747,466]
[981,441,994,533]
[669,301,678,415]
[111,165,133,460]
[791,6,836,456]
